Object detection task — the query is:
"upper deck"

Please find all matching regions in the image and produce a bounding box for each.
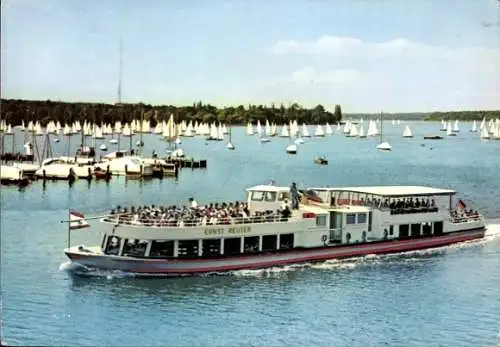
[305,185,456,214]
[308,185,455,198]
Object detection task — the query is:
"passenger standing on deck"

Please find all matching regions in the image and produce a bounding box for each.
[290,182,299,209]
[189,197,198,208]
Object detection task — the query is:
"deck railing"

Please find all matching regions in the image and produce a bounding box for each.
[101,213,291,228]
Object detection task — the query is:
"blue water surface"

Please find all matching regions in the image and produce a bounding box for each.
[1,121,500,346]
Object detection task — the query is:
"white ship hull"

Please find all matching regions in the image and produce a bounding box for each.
[66,228,484,275]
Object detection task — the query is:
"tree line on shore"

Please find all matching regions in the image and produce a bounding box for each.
[423,110,500,121]
[0,99,343,126]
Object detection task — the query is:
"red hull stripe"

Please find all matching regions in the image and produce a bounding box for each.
[66,229,485,274]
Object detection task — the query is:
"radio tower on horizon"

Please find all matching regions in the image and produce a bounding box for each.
[117,37,123,105]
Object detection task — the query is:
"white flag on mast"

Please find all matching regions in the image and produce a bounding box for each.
[69,211,90,230]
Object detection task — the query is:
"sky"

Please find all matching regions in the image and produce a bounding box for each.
[1,0,499,113]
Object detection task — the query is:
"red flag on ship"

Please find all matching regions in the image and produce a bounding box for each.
[457,200,466,210]
[69,211,90,230]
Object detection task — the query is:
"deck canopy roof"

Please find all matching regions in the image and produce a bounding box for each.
[309,186,455,197]
[246,185,290,193]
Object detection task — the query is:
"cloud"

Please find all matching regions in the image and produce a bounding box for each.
[258,36,500,112]
[272,36,497,58]
[283,66,363,84]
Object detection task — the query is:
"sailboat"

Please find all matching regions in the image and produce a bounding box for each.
[402,125,413,138]
[358,125,366,138]
[284,125,297,154]
[446,121,456,136]
[376,113,392,151]
[226,126,235,150]
[470,120,478,133]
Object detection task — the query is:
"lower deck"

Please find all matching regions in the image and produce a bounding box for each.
[98,217,483,260]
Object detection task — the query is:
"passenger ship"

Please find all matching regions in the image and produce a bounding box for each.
[64,184,486,275]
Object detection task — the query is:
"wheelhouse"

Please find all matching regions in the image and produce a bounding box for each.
[246,184,291,214]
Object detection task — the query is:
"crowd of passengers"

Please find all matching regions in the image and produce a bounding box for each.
[103,198,293,227]
[358,197,437,213]
[451,209,480,223]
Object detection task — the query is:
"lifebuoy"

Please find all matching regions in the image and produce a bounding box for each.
[321,234,327,243]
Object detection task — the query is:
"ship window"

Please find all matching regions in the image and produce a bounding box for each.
[104,235,121,255]
[280,233,294,249]
[316,215,327,226]
[389,225,394,236]
[250,191,265,201]
[264,191,277,202]
[202,239,221,257]
[411,223,421,237]
[150,240,174,258]
[262,235,278,252]
[357,213,367,224]
[368,212,372,231]
[244,236,259,253]
[422,223,432,236]
[101,235,107,249]
[434,221,443,235]
[399,224,409,239]
[122,239,148,257]
[278,192,290,201]
[223,237,241,256]
[346,213,356,224]
[177,240,199,257]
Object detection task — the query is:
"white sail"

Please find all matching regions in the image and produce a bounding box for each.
[377,141,392,151]
[480,126,490,139]
[348,124,358,137]
[479,118,486,130]
[452,120,459,132]
[358,125,366,138]
[256,120,262,135]
[217,125,224,140]
[264,120,272,136]
[246,122,254,136]
[94,125,104,139]
[471,120,477,132]
[210,124,218,139]
[325,123,333,135]
[446,122,455,136]
[302,124,310,137]
[489,121,496,134]
[314,124,325,137]
[367,120,379,137]
[492,123,500,140]
[402,125,413,138]
[343,121,351,134]
[280,125,289,137]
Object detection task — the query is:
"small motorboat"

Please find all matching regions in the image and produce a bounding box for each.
[286,144,297,154]
[93,167,112,180]
[313,157,328,165]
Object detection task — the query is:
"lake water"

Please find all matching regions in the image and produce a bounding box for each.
[2,121,500,346]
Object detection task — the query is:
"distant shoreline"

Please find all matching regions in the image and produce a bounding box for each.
[1,98,498,125]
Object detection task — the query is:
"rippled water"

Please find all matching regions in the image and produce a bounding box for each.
[2,122,500,346]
